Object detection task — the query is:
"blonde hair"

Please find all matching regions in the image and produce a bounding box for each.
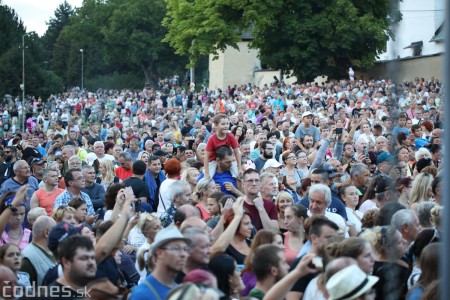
[53,206,76,223]
[181,167,199,182]
[27,207,47,224]
[99,158,116,184]
[136,213,159,272]
[430,205,443,229]
[193,178,214,203]
[410,173,434,204]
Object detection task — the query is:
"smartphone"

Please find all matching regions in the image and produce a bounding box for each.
[363,147,369,156]
[132,200,141,213]
[335,128,343,134]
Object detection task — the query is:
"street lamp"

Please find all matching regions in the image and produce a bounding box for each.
[80,49,84,91]
[20,33,31,133]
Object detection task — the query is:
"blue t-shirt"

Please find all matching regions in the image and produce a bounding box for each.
[130,274,174,300]
[414,138,429,150]
[198,171,237,196]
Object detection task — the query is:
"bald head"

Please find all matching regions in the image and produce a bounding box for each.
[180,216,210,235]
[32,216,57,240]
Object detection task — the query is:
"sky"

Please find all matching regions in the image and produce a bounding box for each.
[3,0,83,36]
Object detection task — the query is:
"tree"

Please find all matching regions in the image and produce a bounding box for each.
[52,0,111,88]
[164,0,401,81]
[102,0,187,85]
[163,0,247,67]
[41,1,74,67]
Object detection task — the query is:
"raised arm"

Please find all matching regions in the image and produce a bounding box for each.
[0,185,28,237]
[95,187,136,264]
[210,197,244,255]
[263,254,316,300]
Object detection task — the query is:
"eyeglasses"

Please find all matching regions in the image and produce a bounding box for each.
[287,156,297,160]
[18,166,30,170]
[160,246,190,253]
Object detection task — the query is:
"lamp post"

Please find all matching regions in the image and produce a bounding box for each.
[80,49,84,91]
[20,33,30,133]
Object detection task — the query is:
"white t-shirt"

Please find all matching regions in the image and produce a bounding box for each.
[156,179,177,217]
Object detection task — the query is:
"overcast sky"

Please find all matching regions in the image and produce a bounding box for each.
[3,0,83,36]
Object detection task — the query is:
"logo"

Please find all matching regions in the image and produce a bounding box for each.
[2,282,92,298]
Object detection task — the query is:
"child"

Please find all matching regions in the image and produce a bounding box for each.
[204,114,243,179]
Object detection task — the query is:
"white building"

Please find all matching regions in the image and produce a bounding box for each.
[378,0,444,60]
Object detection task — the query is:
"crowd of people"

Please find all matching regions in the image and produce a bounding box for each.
[0,75,444,300]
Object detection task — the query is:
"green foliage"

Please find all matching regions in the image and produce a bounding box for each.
[41,1,74,68]
[164,0,401,81]
[163,0,248,66]
[102,0,187,84]
[86,72,145,90]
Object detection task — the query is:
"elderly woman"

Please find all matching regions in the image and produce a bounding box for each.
[281,151,304,190]
[135,213,162,283]
[275,191,293,232]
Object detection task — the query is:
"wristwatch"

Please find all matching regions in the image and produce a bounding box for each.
[4,204,18,213]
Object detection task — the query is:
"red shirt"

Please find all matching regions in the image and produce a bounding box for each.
[206,133,239,161]
[243,199,278,231]
[115,167,132,181]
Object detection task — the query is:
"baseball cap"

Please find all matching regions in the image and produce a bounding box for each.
[302,111,313,118]
[322,163,340,178]
[29,157,45,167]
[154,149,168,156]
[376,152,394,164]
[263,159,282,170]
[151,226,191,256]
[48,222,81,254]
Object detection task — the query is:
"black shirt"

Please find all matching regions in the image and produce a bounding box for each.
[123,177,150,200]
[289,255,320,294]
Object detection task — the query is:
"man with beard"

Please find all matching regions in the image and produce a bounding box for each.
[280,121,295,140]
[294,111,320,151]
[130,227,190,300]
[253,141,274,172]
[248,244,290,300]
[0,146,17,185]
[29,157,46,183]
[44,235,96,299]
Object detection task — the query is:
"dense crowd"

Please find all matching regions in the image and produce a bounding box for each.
[0,76,444,300]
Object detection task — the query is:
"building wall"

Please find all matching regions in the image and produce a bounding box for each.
[209,41,260,90]
[362,54,443,82]
[379,0,444,61]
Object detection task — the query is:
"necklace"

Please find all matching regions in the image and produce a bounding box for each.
[8,228,23,240]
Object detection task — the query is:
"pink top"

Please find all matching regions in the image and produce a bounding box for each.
[0,229,32,251]
[284,232,299,266]
[195,204,211,221]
